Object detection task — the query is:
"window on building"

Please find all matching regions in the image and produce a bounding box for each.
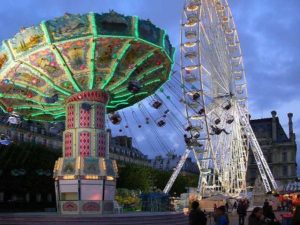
[32,136,36,144]
[267,154,272,163]
[36,193,42,202]
[282,165,288,176]
[47,193,52,202]
[269,166,273,174]
[19,133,24,142]
[0,192,4,202]
[282,152,288,162]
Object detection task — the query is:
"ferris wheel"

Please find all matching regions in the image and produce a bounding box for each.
[163,0,278,197]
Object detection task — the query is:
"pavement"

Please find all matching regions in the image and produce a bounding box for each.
[0,210,289,225]
[205,211,286,225]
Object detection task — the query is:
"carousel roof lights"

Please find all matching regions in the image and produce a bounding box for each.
[137,65,164,81]
[109,51,155,91]
[101,42,132,90]
[88,37,97,89]
[0,12,174,119]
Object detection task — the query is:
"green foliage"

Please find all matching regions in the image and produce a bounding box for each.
[117,164,154,192]
[117,163,198,196]
[115,188,141,211]
[0,142,59,193]
[0,143,198,197]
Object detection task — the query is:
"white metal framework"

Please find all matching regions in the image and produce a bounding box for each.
[163,0,277,197]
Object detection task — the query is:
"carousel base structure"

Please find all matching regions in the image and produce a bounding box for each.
[52,90,118,215]
[0,212,188,225]
[53,156,118,215]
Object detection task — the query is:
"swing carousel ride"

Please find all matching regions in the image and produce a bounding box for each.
[0,11,174,214]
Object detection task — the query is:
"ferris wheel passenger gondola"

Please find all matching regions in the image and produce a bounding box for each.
[109,112,122,125]
[45,94,59,103]
[7,112,21,125]
[128,81,141,94]
[156,118,166,127]
[151,100,162,109]
[0,134,12,146]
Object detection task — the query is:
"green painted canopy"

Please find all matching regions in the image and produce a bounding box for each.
[0,11,174,121]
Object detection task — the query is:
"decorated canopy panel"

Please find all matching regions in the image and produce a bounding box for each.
[0,11,174,121]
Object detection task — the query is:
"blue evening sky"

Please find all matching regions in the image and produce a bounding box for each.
[0,0,299,174]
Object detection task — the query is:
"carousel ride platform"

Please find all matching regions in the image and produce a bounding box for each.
[0,212,188,225]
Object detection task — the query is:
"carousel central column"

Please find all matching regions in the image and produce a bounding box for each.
[64,90,108,158]
[53,90,118,215]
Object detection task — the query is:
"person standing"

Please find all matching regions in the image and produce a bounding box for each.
[189,201,207,225]
[263,201,276,221]
[248,207,266,225]
[233,201,237,210]
[215,206,229,225]
[237,200,248,225]
[225,202,229,213]
[291,205,300,225]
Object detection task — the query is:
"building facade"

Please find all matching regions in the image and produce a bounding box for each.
[107,130,150,166]
[247,111,298,187]
[0,121,62,151]
[151,153,198,175]
[0,120,149,166]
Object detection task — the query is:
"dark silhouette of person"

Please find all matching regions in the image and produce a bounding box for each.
[184,134,192,146]
[263,201,275,221]
[233,201,237,209]
[215,206,229,225]
[189,201,207,225]
[237,200,248,225]
[248,207,266,225]
[210,125,230,135]
[291,205,300,225]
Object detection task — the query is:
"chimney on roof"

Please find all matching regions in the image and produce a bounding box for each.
[271,111,277,142]
[288,113,295,142]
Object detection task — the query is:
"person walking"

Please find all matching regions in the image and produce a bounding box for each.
[248,207,267,225]
[237,200,248,225]
[189,201,207,225]
[225,202,229,213]
[233,201,237,210]
[215,206,229,225]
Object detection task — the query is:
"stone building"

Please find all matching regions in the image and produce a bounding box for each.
[151,153,198,175]
[0,120,149,166]
[107,130,150,166]
[0,121,62,151]
[247,111,298,187]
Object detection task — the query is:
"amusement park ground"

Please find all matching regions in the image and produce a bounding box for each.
[0,211,286,225]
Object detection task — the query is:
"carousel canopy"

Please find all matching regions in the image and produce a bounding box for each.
[0,11,174,122]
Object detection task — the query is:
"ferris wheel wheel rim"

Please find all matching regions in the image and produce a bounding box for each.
[180,0,249,196]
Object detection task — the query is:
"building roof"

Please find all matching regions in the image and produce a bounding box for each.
[250,117,289,142]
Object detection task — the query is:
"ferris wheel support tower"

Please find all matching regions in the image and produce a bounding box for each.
[163,0,277,196]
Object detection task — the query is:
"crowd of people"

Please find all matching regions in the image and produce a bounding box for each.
[188,198,300,225]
